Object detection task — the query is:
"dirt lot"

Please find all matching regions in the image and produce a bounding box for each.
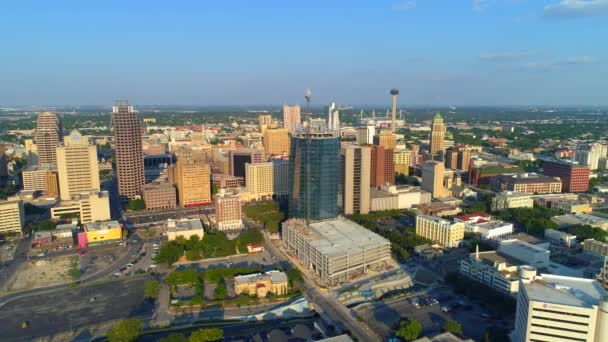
[9,256,78,291]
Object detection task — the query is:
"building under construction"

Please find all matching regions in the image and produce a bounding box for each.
[282,218,391,284]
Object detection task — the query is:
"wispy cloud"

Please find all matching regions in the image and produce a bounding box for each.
[472,0,490,12]
[392,1,416,11]
[514,55,599,72]
[479,51,539,61]
[544,0,608,19]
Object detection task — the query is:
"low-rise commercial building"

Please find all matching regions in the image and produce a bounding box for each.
[369,184,431,211]
[417,201,462,217]
[551,214,608,231]
[282,218,391,284]
[460,249,537,295]
[532,193,579,208]
[455,213,514,239]
[166,218,204,241]
[491,173,562,194]
[583,239,608,257]
[498,239,550,269]
[211,173,244,190]
[415,215,465,248]
[0,199,24,235]
[544,229,577,248]
[554,200,593,214]
[512,274,608,342]
[492,191,533,211]
[142,182,177,210]
[50,191,111,224]
[234,270,288,298]
[80,220,122,246]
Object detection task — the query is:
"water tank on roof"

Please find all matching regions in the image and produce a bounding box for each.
[518,266,537,280]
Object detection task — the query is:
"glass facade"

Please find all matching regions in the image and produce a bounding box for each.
[288,132,340,221]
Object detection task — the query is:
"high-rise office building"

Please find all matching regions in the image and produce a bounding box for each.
[112,101,144,201]
[142,182,177,210]
[370,145,395,187]
[356,123,375,145]
[263,128,290,156]
[34,111,61,166]
[214,189,244,231]
[283,105,301,132]
[327,102,340,131]
[258,114,273,133]
[245,160,289,200]
[421,161,450,198]
[543,159,590,193]
[22,166,59,197]
[430,112,446,156]
[56,129,100,200]
[229,148,265,179]
[175,157,211,207]
[445,147,471,171]
[341,144,371,215]
[288,131,340,221]
[511,274,608,342]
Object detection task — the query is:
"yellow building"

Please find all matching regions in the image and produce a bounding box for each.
[234,270,288,298]
[51,191,111,224]
[166,218,205,241]
[263,128,290,156]
[416,214,464,248]
[0,199,25,235]
[378,130,397,149]
[175,156,211,207]
[245,160,289,200]
[83,220,122,244]
[394,150,411,176]
[430,112,446,156]
[56,129,100,200]
[22,166,59,197]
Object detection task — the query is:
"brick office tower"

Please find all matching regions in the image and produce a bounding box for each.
[112,100,144,201]
[34,111,61,166]
[370,145,395,187]
[543,159,590,193]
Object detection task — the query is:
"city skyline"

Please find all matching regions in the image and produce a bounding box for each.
[1,0,607,106]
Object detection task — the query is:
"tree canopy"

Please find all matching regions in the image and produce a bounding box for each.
[443,320,462,334]
[188,328,224,342]
[106,318,144,342]
[396,318,422,341]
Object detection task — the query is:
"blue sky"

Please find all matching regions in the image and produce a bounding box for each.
[1,0,607,106]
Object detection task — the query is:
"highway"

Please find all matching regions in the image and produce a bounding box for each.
[262,234,381,341]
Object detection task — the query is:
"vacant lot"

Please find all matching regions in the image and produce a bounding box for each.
[9,256,77,291]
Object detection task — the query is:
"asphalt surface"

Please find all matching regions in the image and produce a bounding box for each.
[0,276,154,341]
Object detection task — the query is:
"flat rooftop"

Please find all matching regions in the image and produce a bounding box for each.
[84,220,121,231]
[504,233,545,245]
[286,218,390,258]
[234,270,287,285]
[553,214,608,226]
[523,274,607,308]
[499,239,548,254]
[497,191,530,198]
[475,220,512,230]
[498,173,560,184]
[167,218,203,231]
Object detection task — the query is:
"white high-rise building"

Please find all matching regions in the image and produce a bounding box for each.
[328,102,340,131]
[512,274,608,342]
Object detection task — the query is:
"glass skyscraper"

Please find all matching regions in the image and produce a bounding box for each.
[288,131,340,221]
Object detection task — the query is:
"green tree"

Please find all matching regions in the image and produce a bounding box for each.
[106,318,144,342]
[159,333,187,342]
[443,320,462,334]
[213,281,227,300]
[396,318,422,341]
[286,268,303,287]
[38,220,57,231]
[126,198,145,211]
[188,328,224,342]
[144,280,162,300]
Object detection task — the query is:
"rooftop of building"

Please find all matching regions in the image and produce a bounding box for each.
[56,223,78,230]
[143,182,175,190]
[167,218,204,231]
[475,220,513,230]
[497,173,561,183]
[292,131,339,139]
[284,218,390,258]
[455,212,492,222]
[476,163,523,175]
[417,214,453,225]
[234,270,287,285]
[502,232,546,245]
[499,239,549,254]
[84,220,121,231]
[413,331,474,342]
[496,191,531,198]
[553,213,608,225]
[523,274,607,308]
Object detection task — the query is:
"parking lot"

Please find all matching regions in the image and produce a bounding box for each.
[355,285,511,340]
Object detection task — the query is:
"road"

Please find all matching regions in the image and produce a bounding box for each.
[263,234,381,341]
